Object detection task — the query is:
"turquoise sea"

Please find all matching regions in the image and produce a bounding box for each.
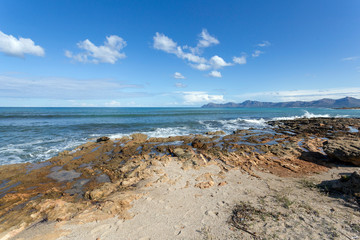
[1,107,359,165]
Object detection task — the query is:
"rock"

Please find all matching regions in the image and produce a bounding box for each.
[47,170,81,182]
[195,181,215,189]
[191,139,208,150]
[96,136,110,142]
[320,171,360,203]
[323,138,360,166]
[233,129,251,135]
[218,181,227,186]
[131,133,148,143]
[173,148,193,159]
[205,130,225,135]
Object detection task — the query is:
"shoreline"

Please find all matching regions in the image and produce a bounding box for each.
[1,117,360,239]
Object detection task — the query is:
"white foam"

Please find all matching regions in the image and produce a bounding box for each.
[0,137,88,165]
[272,110,332,121]
[108,126,191,139]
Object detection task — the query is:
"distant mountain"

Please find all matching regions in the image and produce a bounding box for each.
[201,97,360,108]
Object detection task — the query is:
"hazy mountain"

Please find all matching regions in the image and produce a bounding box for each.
[201,97,360,108]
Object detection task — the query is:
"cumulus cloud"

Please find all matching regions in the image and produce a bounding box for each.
[194,29,220,53]
[191,63,211,71]
[239,88,360,102]
[0,30,45,57]
[65,35,126,64]
[153,29,237,75]
[341,56,359,61]
[208,70,222,78]
[175,82,187,88]
[173,72,185,79]
[257,41,271,47]
[153,32,178,53]
[233,56,247,64]
[252,50,263,58]
[181,91,224,104]
[209,55,232,69]
[153,30,269,76]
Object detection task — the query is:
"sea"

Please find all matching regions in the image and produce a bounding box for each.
[1,107,359,165]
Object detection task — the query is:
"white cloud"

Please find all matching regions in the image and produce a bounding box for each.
[341,56,359,61]
[208,70,222,78]
[0,30,45,57]
[105,100,122,107]
[174,72,185,79]
[175,82,187,88]
[233,56,247,64]
[153,32,177,53]
[196,29,219,51]
[239,87,360,102]
[209,55,233,69]
[153,30,233,72]
[181,91,224,104]
[65,35,126,64]
[257,41,271,47]
[191,63,211,71]
[252,50,263,58]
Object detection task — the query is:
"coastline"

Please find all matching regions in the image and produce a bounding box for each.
[1,117,360,239]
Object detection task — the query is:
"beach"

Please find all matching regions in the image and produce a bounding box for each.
[0,116,359,239]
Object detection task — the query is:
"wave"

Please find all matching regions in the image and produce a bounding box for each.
[272,110,348,121]
[106,126,191,139]
[0,137,87,165]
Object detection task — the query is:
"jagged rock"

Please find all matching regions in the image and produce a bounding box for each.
[323,138,360,166]
[191,139,208,150]
[130,133,148,143]
[172,148,193,159]
[233,129,251,135]
[96,136,110,142]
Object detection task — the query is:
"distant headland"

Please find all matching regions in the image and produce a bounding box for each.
[202,96,360,108]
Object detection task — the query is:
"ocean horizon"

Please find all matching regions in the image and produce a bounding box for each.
[1,107,360,165]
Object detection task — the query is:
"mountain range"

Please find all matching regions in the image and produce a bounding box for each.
[201,97,360,108]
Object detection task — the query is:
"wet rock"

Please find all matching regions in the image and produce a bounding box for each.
[205,130,225,135]
[48,170,81,182]
[191,139,209,150]
[233,129,251,135]
[97,136,110,142]
[323,138,360,166]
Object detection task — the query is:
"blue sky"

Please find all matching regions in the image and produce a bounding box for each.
[0,0,359,107]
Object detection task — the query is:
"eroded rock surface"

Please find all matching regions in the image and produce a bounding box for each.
[323,138,360,166]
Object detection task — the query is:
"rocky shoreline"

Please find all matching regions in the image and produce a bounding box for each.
[1,118,360,239]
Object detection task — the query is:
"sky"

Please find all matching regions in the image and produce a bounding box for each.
[0,0,359,107]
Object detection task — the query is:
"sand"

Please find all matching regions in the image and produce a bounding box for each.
[11,159,360,240]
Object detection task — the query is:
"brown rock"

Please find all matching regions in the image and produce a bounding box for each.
[130,133,148,143]
[96,136,110,142]
[218,181,228,186]
[323,138,360,166]
[195,181,215,189]
[205,130,225,135]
